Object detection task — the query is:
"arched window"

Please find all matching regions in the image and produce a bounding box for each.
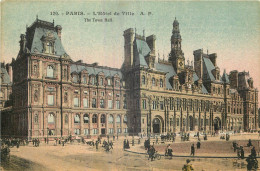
[83,114,89,123]
[92,114,97,123]
[74,114,80,123]
[160,79,163,87]
[47,65,54,78]
[34,114,38,123]
[142,75,146,85]
[63,69,67,78]
[108,115,114,123]
[91,77,96,85]
[116,115,121,123]
[123,115,127,123]
[48,113,54,123]
[152,78,155,86]
[101,114,106,123]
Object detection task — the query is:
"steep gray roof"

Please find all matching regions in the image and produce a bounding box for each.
[0,67,11,84]
[30,27,67,56]
[70,64,122,78]
[202,84,208,94]
[133,39,150,67]
[193,72,208,94]
[203,57,216,81]
[155,62,177,89]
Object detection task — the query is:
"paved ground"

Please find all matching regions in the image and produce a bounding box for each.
[1,133,260,171]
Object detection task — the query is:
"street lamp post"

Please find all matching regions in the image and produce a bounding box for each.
[47,127,49,144]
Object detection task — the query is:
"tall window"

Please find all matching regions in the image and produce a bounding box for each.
[123,100,127,109]
[100,99,105,108]
[123,115,127,123]
[142,75,146,85]
[152,78,155,86]
[107,79,111,85]
[34,114,38,123]
[48,95,54,106]
[65,114,68,124]
[74,97,79,107]
[84,129,89,135]
[100,78,103,86]
[83,98,88,108]
[160,79,163,87]
[93,129,98,134]
[92,98,96,108]
[142,99,146,109]
[74,129,80,135]
[91,77,95,85]
[152,101,157,109]
[47,65,54,78]
[101,114,106,123]
[46,42,53,54]
[160,101,164,110]
[108,100,113,109]
[92,114,97,123]
[83,76,87,84]
[108,115,114,123]
[116,100,120,109]
[48,113,54,123]
[109,128,114,134]
[33,65,37,74]
[74,114,80,123]
[116,115,121,123]
[115,80,120,87]
[73,75,78,83]
[83,114,89,123]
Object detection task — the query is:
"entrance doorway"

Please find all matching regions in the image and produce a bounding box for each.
[153,118,161,133]
[189,116,194,131]
[214,117,221,131]
[101,128,106,135]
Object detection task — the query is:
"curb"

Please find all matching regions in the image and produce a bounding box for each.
[124,149,260,159]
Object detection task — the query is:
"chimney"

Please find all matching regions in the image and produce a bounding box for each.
[146,35,156,55]
[19,34,26,53]
[123,28,134,69]
[193,49,203,79]
[55,25,62,39]
[209,53,217,66]
[6,64,13,83]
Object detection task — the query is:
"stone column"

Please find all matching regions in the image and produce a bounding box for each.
[98,114,101,136]
[174,106,176,133]
[193,108,195,131]
[198,108,201,132]
[89,113,93,136]
[204,110,206,132]
[80,113,84,135]
[180,107,183,132]
[186,108,189,132]
[106,114,109,135]
[113,114,117,135]
[209,110,212,134]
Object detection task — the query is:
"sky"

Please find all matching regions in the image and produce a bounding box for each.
[1,1,260,102]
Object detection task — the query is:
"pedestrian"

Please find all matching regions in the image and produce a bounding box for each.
[16,141,20,151]
[117,134,118,140]
[251,146,257,158]
[190,144,195,156]
[156,137,158,144]
[247,139,253,147]
[95,140,99,150]
[182,159,194,171]
[240,146,244,159]
[113,135,115,141]
[196,141,201,149]
[138,138,141,144]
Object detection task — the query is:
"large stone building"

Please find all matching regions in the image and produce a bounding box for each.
[1,18,258,140]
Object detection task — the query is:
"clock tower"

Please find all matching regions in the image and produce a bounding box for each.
[169,18,185,73]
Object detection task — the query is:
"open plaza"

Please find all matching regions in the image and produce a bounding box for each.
[1,132,260,171]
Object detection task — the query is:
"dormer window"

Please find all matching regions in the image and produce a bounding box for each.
[46,42,53,54]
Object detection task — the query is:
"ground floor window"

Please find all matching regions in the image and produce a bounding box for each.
[74,129,80,135]
[84,129,89,135]
[93,128,98,134]
[109,128,114,134]
[177,118,179,126]
[124,128,128,133]
[117,128,121,133]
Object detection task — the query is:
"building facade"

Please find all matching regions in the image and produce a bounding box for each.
[1,18,258,139]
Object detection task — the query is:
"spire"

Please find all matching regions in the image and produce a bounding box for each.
[135,28,137,38]
[36,15,38,20]
[143,29,145,38]
[53,19,55,25]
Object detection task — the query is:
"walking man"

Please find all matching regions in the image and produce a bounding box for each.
[190,144,195,156]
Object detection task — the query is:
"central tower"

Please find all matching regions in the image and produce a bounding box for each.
[169,18,185,73]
